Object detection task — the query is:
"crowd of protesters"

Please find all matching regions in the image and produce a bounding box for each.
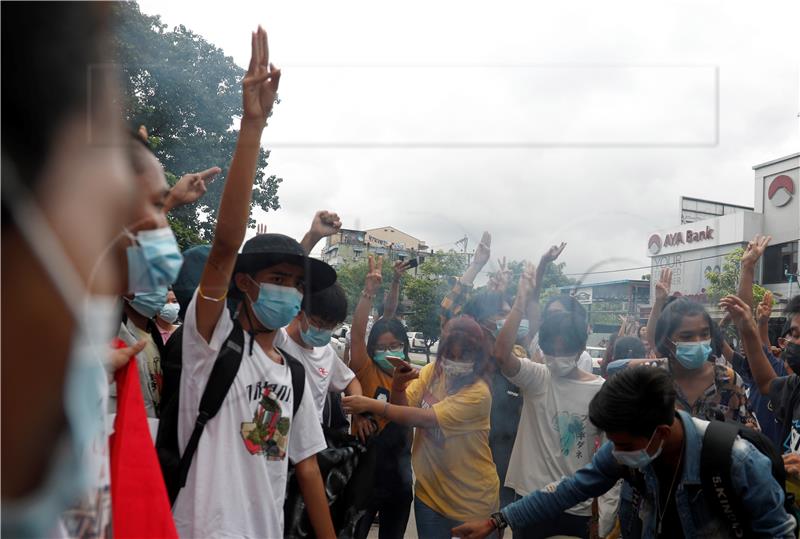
[3,4,800,539]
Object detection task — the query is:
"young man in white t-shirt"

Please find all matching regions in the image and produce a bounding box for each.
[172,27,336,539]
[493,264,605,539]
[276,283,376,441]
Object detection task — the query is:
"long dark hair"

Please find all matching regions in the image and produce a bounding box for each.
[366,317,410,361]
[654,298,718,359]
[434,316,492,394]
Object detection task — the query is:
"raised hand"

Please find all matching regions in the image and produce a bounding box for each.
[242,26,281,125]
[516,261,537,301]
[719,294,756,331]
[393,259,411,281]
[541,242,567,265]
[741,234,772,268]
[655,268,673,301]
[168,167,222,208]
[472,231,492,268]
[364,255,384,296]
[256,223,268,235]
[757,291,774,323]
[309,210,342,240]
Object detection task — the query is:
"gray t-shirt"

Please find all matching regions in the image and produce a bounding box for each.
[769,374,800,453]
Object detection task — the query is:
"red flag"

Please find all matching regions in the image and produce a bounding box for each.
[109,338,177,538]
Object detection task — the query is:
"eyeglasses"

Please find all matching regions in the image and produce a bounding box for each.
[374,344,404,354]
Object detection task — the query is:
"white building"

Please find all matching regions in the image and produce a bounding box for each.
[646,152,799,307]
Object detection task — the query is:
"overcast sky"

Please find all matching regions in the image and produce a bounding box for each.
[137,0,799,284]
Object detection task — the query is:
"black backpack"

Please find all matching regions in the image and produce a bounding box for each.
[700,420,798,538]
[155,321,306,505]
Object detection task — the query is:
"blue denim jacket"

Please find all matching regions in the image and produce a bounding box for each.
[503,411,795,538]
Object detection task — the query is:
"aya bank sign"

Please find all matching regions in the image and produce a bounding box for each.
[648,226,715,255]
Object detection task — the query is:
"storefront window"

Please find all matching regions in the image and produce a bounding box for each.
[763,241,799,284]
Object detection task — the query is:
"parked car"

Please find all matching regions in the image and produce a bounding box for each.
[407,331,436,353]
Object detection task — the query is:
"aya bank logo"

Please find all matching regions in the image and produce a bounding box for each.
[768,175,795,208]
[648,234,662,255]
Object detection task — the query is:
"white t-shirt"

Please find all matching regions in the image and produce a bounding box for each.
[274,328,356,423]
[173,292,326,539]
[505,358,605,516]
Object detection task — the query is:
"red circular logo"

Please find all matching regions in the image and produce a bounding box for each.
[768,175,795,207]
[648,234,662,255]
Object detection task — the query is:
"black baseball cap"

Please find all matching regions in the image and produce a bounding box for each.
[230,233,336,294]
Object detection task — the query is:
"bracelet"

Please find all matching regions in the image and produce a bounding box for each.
[490,511,509,530]
[361,290,376,300]
[198,285,228,302]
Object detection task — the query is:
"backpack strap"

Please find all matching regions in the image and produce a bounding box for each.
[175,321,245,493]
[279,347,306,417]
[701,420,750,538]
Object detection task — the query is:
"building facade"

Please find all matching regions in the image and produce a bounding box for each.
[321,226,428,268]
[646,153,800,307]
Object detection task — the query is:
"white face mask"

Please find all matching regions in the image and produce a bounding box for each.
[440,357,473,377]
[2,158,118,537]
[158,302,180,324]
[545,353,579,377]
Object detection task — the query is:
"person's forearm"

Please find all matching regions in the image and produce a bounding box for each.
[646,298,664,351]
[758,318,770,348]
[382,278,400,319]
[299,230,321,255]
[741,323,778,395]
[343,377,362,397]
[522,296,540,349]
[368,396,436,427]
[295,456,336,539]
[738,261,756,312]
[721,340,735,363]
[460,262,483,286]
[494,298,524,378]
[349,293,373,373]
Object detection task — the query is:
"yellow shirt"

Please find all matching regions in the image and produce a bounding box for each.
[353,359,394,432]
[406,363,499,521]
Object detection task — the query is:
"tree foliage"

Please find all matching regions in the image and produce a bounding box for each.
[114,2,281,245]
[705,247,767,307]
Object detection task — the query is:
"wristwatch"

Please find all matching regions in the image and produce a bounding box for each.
[490,511,509,530]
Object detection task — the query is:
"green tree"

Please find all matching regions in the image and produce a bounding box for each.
[114,2,281,245]
[404,252,466,362]
[705,247,767,307]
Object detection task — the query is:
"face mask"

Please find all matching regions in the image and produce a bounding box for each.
[673,340,712,370]
[2,159,118,537]
[373,351,402,373]
[300,317,333,347]
[783,342,800,373]
[441,357,473,377]
[545,353,579,377]
[126,226,183,293]
[496,318,530,338]
[247,278,303,330]
[158,302,180,324]
[612,429,664,469]
[128,287,169,319]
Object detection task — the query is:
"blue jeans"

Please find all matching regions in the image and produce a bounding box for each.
[414,497,499,539]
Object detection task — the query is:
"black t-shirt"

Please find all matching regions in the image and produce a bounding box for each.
[769,374,800,452]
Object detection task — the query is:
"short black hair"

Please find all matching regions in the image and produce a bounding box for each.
[463,289,506,325]
[366,317,410,360]
[539,310,588,356]
[613,336,647,361]
[654,297,717,358]
[589,366,676,437]
[544,294,585,316]
[304,283,347,324]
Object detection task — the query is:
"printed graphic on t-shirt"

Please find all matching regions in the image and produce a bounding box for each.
[240,383,292,460]
[61,484,111,539]
[147,353,163,408]
[785,419,800,454]
[552,411,587,458]
[318,367,329,377]
[420,390,444,446]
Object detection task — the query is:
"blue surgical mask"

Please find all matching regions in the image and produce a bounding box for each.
[247,278,303,330]
[673,339,712,370]
[612,429,664,470]
[300,317,333,347]
[2,160,117,537]
[126,226,183,293]
[128,287,169,319]
[158,302,180,324]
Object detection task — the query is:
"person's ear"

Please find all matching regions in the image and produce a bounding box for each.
[655,424,672,443]
[234,273,254,301]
